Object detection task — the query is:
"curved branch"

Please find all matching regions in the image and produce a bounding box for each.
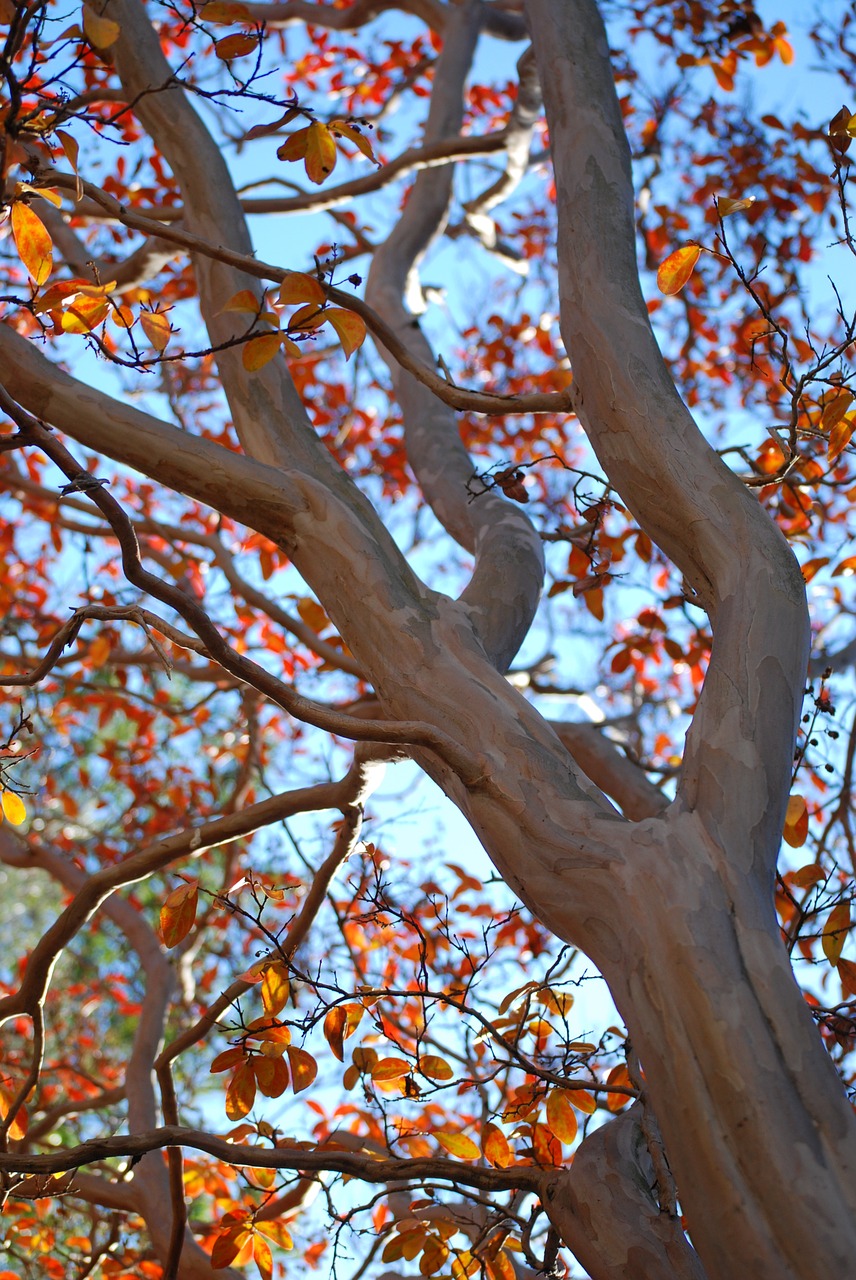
[526,0,809,879]
[364,0,545,671]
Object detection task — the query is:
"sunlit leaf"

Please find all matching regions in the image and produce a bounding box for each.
[371,1057,411,1082]
[254,1232,274,1280]
[329,118,378,164]
[278,271,326,307]
[210,1046,244,1074]
[160,880,198,948]
[243,332,283,371]
[545,1089,578,1144]
[211,1226,252,1269]
[253,1054,289,1098]
[0,1087,27,1141]
[326,307,367,359]
[656,244,701,296]
[1,792,27,825]
[140,310,171,353]
[286,1046,317,1092]
[783,794,809,849]
[418,1054,453,1081]
[323,1006,347,1061]
[828,414,855,464]
[303,120,338,184]
[435,1131,479,1160]
[570,1088,597,1114]
[11,202,53,285]
[277,126,310,163]
[61,295,111,334]
[225,1059,257,1120]
[261,962,290,1016]
[823,901,851,966]
[481,1122,512,1169]
[219,289,262,314]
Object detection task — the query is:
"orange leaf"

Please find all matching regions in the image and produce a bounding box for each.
[1,792,27,826]
[296,597,329,632]
[323,1006,347,1061]
[418,1054,453,1081]
[219,289,262,314]
[838,956,856,999]
[481,1122,512,1169]
[325,307,367,359]
[140,310,171,353]
[716,194,756,218]
[225,1059,257,1120]
[211,1226,252,1270]
[656,245,701,296]
[200,1,252,21]
[783,794,809,849]
[329,119,378,163]
[286,1046,317,1092]
[531,1121,561,1166]
[11,202,53,285]
[823,901,851,966]
[243,332,283,371]
[605,1063,632,1113]
[254,1232,274,1280]
[570,1088,597,1114]
[828,415,855,464]
[820,388,854,434]
[210,1046,245,1074]
[545,1089,578,1145]
[435,1131,479,1160]
[61,295,110,334]
[256,1220,294,1250]
[215,31,259,59]
[253,1054,289,1098]
[304,121,338,185]
[0,1086,27,1141]
[371,1057,411,1082]
[277,126,310,163]
[160,880,199,948]
[485,1249,516,1280]
[287,302,327,331]
[278,271,326,306]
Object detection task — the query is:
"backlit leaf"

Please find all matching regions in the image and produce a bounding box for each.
[419,1054,453,1081]
[716,195,756,217]
[326,307,367,359]
[329,119,378,163]
[1,792,27,825]
[140,310,171,352]
[225,1059,256,1120]
[570,1088,597,1114]
[219,289,262,314]
[211,1226,252,1269]
[304,121,338,184]
[828,414,855,464]
[371,1057,411,1082]
[278,271,326,306]
[545,1089,578,1144]
[243,332,283,371]
[323,1006,346,1061]
[656,245,701,296]
[435,1131,479,1160]
[253,1054,289,1098]
[261,962,290,1016]
[286,1045,317,1092]
[277,127,310,163]
[783,794,809,848]
[61,295,110,334]
[0,1087,27,1141]
[481,1122,512,1168]
[210,1046,244,1074]
[11,202,53,285]
[160,880,198,948]
[254,1232,273,1280]
[823,901,851,966]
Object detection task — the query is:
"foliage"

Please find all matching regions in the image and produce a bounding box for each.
[1,1,856,1278]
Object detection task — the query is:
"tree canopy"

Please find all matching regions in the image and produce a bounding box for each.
[1,2,856,1279]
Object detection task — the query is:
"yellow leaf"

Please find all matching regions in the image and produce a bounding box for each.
[545,1089,578,1145]
[82,3,120,48]
[296,597,329,632]
[371,1057,411,1082]
[61,295,110,333]
[11,202,52,285]
[1,792,26,826]
[89,635,111,665]
[823,901,851,965]
[329,119,378,164]
[435,1131,480,1160]
[716,195,756,217]
[140,310,171,353]
[219,289,262,314]
[15,182,62,207]
[304,121,338,185]
[325,307,367,359]
[418,1054,453,1081]
[254,1232,273,1280]
[656,244,701,296]
[277,127,310,163]
[242,332,283,371]
[820,388,853,433]
[260,962,290,1016]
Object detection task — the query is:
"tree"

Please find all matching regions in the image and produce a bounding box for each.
[0,0,855,1276]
